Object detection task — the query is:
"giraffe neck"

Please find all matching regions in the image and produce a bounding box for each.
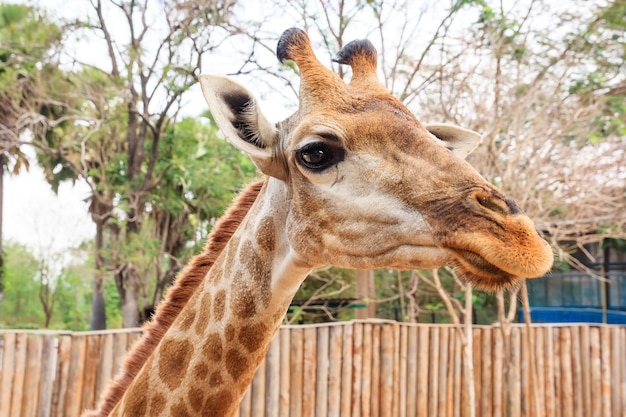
[110,178,312,417]
[83,181,263,417]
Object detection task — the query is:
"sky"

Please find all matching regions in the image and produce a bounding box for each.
[4,159,94,255]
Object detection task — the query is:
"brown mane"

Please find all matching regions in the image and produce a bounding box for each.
[82,180,264,417]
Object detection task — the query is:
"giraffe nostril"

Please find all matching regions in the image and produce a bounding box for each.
[475,193,512,216]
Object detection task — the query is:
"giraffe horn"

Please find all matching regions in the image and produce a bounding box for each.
[333,39,387,93]
[277,28,313,64]
[277,28,346,109]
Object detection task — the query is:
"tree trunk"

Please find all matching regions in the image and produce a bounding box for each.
[90,215,107,330]
[39,286,54,328]
[90,283,107,330]
[354,269,376,319]
[116,263,140,328]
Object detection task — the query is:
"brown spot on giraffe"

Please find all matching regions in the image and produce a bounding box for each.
[212,289,226,322]
[225,323,236,342]
[238,322,269,352]
[194,292,211,335]
[209,370,224,386]
[232,286,257,318]
[232,273,257,319]
[170,401,192,417]
[188,387,205,412]
[256,216,275,253]
[240,240,272,307]
[202,390,234,416]
[158,338,194,391]
[148,393,166,416]
[193,362,209,380]
[201,333,222,362]
[178,309,196,332]
[225,348,249,379]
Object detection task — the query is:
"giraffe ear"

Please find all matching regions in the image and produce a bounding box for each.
[199,74,287,180]
[425,124,482,159]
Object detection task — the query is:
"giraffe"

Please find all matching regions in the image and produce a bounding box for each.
[84,28,553,417]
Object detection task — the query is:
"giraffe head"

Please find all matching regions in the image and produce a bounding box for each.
[199,28,553,290]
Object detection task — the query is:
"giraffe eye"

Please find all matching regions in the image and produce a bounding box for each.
[296,142,344,171]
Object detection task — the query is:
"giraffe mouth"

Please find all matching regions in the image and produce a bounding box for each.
[447,249,521,291]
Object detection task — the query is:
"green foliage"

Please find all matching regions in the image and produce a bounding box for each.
[25,71,258,327]
[54,260,94,331]
[601,237,626,251]
[0,3,63,175]
[374,269,411,321]
[0,242,96,330]
[0,4,60,98]
[0,242,42,327]
[103,276,123,329]
[153,117,257,252]
[471,1,529,62]
[0,240,133,330]
[468,0,625,148]
[552,257,572,273]
[0,249,4,293]
[0,4,61,79]
[86,115,257,324]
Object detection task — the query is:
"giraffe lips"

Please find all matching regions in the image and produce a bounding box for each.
[448,249,521,290]
[437,221,553,291]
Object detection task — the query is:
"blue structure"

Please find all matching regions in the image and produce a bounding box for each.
[524,266,626,324]
[520,307,626,324]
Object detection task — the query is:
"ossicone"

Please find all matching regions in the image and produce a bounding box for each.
[334,38,386,92]
[275,27,347,111]
[277,27,312,64]
[333,39,378,72]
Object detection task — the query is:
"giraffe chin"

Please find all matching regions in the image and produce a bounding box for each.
[448,249,528,291]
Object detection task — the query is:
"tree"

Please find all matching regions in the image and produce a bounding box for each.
[0,3,62,318]
[82,0,235,328]
[146,116,257,309]
[24,0,254,328]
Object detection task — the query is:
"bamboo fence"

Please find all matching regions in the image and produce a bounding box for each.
[0,321,625,417]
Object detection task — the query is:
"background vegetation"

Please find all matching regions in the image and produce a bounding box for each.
[1,0,624,330]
